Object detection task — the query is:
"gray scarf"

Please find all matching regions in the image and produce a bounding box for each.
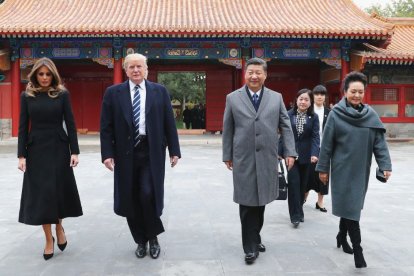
[333,98,385,132]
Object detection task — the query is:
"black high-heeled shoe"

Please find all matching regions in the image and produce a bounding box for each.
[43,237,55,260]
[315,202,327,212]
[57,228,67,251]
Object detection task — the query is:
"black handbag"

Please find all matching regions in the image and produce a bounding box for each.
[276,159,288,200]
[376,167,387,183]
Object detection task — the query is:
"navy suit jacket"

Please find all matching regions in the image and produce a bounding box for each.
[279,109,320,164]
[100,80,181,217]
[321,106,331,131]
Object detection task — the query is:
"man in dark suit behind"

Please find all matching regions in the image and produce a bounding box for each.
[100,53,181,259]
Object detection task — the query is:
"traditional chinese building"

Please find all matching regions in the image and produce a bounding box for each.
[354,17,414,137]
[0,0,412,138]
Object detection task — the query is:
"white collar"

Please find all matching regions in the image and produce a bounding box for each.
[129,80,145,91]
[248,88,261,98]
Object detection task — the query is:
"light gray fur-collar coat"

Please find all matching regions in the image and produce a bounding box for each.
[316,98,392,221]
[222,86,296,206]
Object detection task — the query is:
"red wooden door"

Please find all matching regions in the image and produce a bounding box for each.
[64,78,108,132]
[81,81,103,131]
[64,81,83,130]
[266,63,320,108]
[205,68,234,132]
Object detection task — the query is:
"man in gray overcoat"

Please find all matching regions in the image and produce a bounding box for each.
[222,58,297,264]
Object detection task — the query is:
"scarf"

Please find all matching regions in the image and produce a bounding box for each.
[296,110,307,136]
[333,97,385,131]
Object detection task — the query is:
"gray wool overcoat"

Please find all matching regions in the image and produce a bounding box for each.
[316,98,392,221]
[222,86,296,206]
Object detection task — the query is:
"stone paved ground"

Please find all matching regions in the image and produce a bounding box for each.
[0,136,413,275]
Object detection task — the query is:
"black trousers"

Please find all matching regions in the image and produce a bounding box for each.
[287,162,311,222]
[239,205,265,253]
[126,140,164,244]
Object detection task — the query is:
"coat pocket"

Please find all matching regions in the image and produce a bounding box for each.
[57,129,69,142]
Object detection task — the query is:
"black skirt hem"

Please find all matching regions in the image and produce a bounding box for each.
[18,213,83,226]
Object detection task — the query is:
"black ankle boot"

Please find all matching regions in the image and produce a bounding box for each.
[336,232,353,254]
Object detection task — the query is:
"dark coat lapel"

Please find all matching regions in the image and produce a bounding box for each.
[288,109,299,138]
[118,81,133,130]
[322,107,330,130]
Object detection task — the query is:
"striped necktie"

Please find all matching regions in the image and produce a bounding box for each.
[132,84,141,147]
[252,93,259,111]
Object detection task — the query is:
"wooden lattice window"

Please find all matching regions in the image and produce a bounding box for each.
[405,87,414,101]
[370,88,399,101]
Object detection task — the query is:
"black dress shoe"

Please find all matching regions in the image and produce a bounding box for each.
[300,217,304,222]
[316,202,327,212]
[149,238,161,259]
[292,221,300,228]
[257,243,266,252]
[135,243,147,258]
[245,251,259,264]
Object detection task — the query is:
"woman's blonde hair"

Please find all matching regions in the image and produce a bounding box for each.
[25,57,65,98]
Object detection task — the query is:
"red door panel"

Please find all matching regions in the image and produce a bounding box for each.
[64,80,83,130]
[81,81,103,132]
[64,78,109,132]
[206,69,234,132]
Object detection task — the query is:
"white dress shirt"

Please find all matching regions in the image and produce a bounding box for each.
[129,80,146,135]
[314,104,324,146]
[248,88,261,100]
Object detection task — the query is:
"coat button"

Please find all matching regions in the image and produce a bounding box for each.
[126,151,129,155]
[255,118,259,121]
[256,148,260,152]
[127,136,131,140]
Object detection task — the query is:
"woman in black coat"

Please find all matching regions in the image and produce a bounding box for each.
[17,57,83,260]
[280,89,320,227]
[304,85,331,212]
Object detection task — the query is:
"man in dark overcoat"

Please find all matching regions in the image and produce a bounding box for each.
[182,106,192,129]
[222,58,297,264]
[100,53,181,259]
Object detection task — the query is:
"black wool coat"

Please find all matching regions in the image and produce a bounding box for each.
[18,91,83,225]
[100,80,181,217]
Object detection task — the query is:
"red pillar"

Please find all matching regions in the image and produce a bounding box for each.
[240,58,246,87]
[11,58,21,137]
[339,58,350,98]
[341,58,350,82]
[113,58,123,84]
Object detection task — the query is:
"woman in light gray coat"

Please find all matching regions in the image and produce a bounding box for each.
[316,71,392,269]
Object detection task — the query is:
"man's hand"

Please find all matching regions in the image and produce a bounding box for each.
[104,158,114,171]
[319,172,329,185]
[170,156,179,168]
[224,160,233,171]
[18,157,26,172]
[285,157,295,171]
